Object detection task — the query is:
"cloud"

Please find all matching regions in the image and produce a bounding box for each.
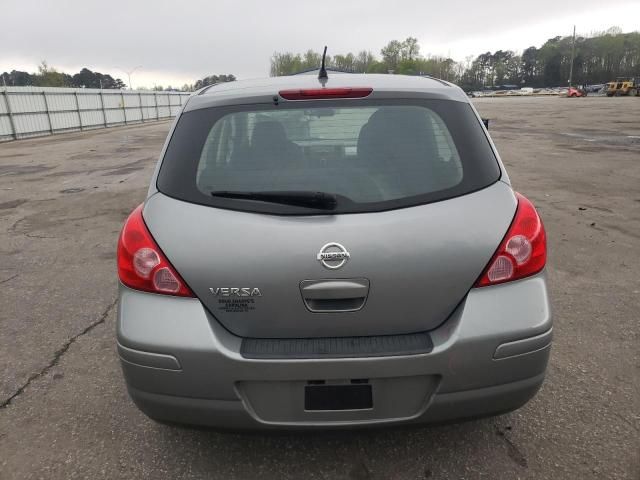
[1,0,637,86]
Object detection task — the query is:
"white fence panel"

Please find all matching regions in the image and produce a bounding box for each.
[77,94,101,110]
[50,111,80,131]
[140,94,156,107]
[102,93,123,109]
[126,108,142,123]
[47,93,77,112]
[80,110,104,128]
[14,112,49,135]
[0,116,11,134]
[156,106,170,118]
[105,108,126,125]
[11,93,47,113]
[141,107,155,120]
[0,87,190,142]
[122,93,139,107]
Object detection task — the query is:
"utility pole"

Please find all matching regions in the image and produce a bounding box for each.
[568,25,576,87]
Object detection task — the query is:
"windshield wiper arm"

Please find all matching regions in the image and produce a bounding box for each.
[210,190,338,210]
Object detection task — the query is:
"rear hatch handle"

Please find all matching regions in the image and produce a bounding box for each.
[300,279,370,313]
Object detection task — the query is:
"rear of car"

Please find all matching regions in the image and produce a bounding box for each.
[116,74,552,429]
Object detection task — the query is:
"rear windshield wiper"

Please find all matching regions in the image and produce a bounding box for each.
[210,190,338,210]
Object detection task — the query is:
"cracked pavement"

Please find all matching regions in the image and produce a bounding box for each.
[0,299,117,410]
[0,98,638,479]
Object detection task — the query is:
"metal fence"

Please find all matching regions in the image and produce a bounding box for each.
[0,87,191,142]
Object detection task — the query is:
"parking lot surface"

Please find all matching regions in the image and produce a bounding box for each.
[0,97,638,479]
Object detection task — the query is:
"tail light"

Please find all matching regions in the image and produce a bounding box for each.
[117,204,194,297]
[279,87,373,100]
[475,193,546,287]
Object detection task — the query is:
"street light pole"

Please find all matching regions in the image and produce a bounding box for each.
[116,65,142,90]
[568,25,576,88]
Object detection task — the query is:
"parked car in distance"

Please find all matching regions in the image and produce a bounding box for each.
[586,84,606,93]
[116,71,552,429]
[567,87,587,97]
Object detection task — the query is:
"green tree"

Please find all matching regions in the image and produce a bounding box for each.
[381,40,403,72]
[332,52,355,71]
[401,37,420,61]
[0,70,33,86]
[270,52,303,76]
[193,74,236,90]
[269,28,640,88]
[70,68,125,89]
[33,61,71,87]
[302,50,322,70]
[354,51,375,72]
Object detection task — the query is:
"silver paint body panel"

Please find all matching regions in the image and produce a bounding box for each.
[143,181,516,338]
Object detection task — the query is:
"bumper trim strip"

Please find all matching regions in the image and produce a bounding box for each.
[494,328,553,359]
[117,343,182,370]
[240,332,433,359]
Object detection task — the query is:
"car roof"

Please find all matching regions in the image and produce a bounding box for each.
[184,73,468,111]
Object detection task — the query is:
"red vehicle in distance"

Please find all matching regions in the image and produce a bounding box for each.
[567,87,587,97]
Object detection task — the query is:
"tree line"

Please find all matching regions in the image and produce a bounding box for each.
[151,74,236,92]
[0,62,236,91]
[3,28,637,92]
[271,28,640,90]
[1,62,127,89]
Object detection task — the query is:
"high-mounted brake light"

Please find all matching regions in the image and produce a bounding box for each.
[279,87,373,100]
[475,193,546,287]
[117,205,194,297]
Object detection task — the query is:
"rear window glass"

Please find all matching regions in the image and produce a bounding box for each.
[158,99,500,214]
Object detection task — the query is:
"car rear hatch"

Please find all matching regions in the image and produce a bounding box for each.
[144,183,515,338]
[147,93,511,338]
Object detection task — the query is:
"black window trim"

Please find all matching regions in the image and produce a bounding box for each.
[156,98,502,216]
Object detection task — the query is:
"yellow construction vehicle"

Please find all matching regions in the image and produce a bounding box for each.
[606,77,639,96]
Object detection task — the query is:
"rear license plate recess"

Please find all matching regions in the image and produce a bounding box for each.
[304,384,373,411]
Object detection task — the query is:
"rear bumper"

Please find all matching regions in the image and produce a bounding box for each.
[125,373,545,430]
[117,272,552,429]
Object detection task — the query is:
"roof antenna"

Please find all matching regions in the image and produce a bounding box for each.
[318,46,328,81]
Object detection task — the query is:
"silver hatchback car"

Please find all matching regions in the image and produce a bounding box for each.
[116,71,551,429]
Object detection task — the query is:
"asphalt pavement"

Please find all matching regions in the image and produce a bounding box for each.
[0,97,638,479]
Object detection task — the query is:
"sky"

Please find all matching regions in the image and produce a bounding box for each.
[1,0,638,88]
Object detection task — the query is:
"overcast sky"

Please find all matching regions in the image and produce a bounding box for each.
[1,0,638,88]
